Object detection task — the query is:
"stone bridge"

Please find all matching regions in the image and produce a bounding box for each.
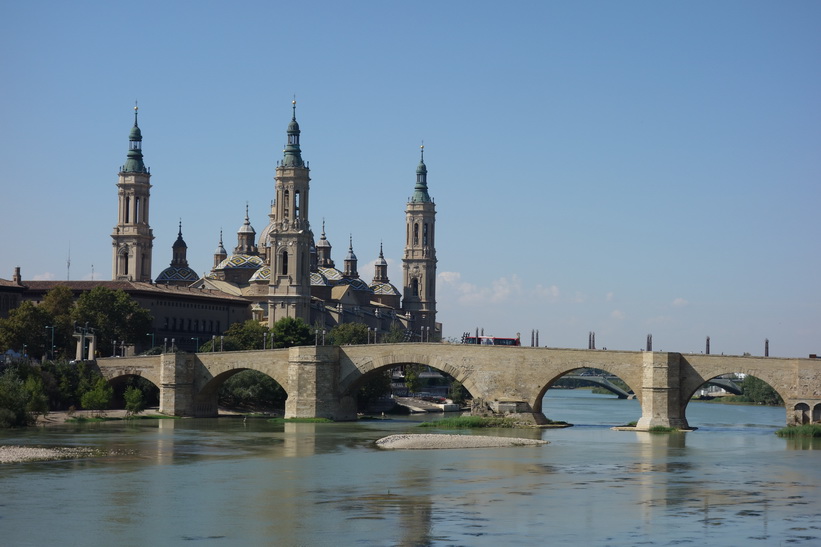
[95,343,821,428]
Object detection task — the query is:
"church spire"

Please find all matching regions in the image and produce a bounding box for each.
[213,229,227,268]
[234,203,258,255]
[281,99,304,168]
[344,235,359,278]
[411,144,431,203]
[122,103,148,174]
[171,219,189,267]
[373,241,389,283]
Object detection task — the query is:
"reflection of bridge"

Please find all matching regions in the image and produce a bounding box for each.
[94,344,821,429]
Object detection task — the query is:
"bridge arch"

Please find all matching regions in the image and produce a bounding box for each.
[95,356,162,389]
[193,350,291,417]
[532,366,641,416]
[338,349,481,401]
[194,368,288,416]
[106,373,161,409]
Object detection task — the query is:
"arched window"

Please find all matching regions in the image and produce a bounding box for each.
[423,223,428,246]
[119,249,129,276]
[294,191,301,218]
[283,190,290,218]
[413,223,419,245]
[412,278,419,297]
[124,196,131,223]
[281,251,289,275]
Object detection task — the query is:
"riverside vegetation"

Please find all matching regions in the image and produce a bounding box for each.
[0,299,410,427]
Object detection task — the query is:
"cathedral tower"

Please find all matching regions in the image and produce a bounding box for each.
[267,102,313,325]
[402,146,437,338]
[112,105,154,282]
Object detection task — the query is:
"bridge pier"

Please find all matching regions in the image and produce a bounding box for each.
[471,399,551,425]
[285,346,356,421]
[159,352,197,416]
[635,352,690,430]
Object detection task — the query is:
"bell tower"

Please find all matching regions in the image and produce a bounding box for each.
[112,104,154,282]
[402,145,437,337]
[267,101,313,326]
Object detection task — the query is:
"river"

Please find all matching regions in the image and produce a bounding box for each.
[1,390,819,546]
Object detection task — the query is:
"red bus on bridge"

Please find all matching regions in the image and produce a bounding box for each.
[462,335,521,346]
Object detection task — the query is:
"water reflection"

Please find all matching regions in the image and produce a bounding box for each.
[2,393,821,545]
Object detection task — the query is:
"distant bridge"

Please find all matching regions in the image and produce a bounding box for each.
[560,374,742,398]
[94,344,821,429]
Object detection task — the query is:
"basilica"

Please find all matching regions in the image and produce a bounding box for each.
[110,103,439,344]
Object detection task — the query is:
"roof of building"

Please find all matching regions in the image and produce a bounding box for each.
[214,254,264,270]
[21,280,249,303]
[155,266,199,283]
[370,281,401,296]
[0,278,24,289]
[249,266,270,283]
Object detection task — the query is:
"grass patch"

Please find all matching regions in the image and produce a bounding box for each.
[267,417,333,423]
[66,414,177,423]
[775,424,821,438]
[418,416,519,429]
[648,425,680,433]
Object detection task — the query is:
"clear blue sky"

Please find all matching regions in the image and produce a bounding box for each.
[1,1,819,357]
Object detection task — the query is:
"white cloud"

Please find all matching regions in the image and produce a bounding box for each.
[534,284,560,301]
[438,271,462,284]
[438,272,523,305]
[606,292,614,302]
[672,298,688,307]
[611,309,625,320]
[32,272,56,281]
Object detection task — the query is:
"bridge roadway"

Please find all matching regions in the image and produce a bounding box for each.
[95,343,821,429]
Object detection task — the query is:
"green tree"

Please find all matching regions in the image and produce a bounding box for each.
[380,324,410,343]
[72,287,153,357]
[450,380,467,405]
[0,301,52,358]
[357,370,392,409]
[404,365,423,395]
[219,370,286,410]
[740,375,783,406]
[123,385,146,417]
[328,323,369,345]
[0,368,35,427]
[80,377,113,415]
[24,375,49,419]
[222,320,269,350]
[270,317,312,348]
[41,285,76,360]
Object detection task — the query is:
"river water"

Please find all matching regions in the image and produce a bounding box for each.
[1,390,820,546]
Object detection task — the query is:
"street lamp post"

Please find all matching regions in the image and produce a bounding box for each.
[191,337,200,353]
[146,332,155,351]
